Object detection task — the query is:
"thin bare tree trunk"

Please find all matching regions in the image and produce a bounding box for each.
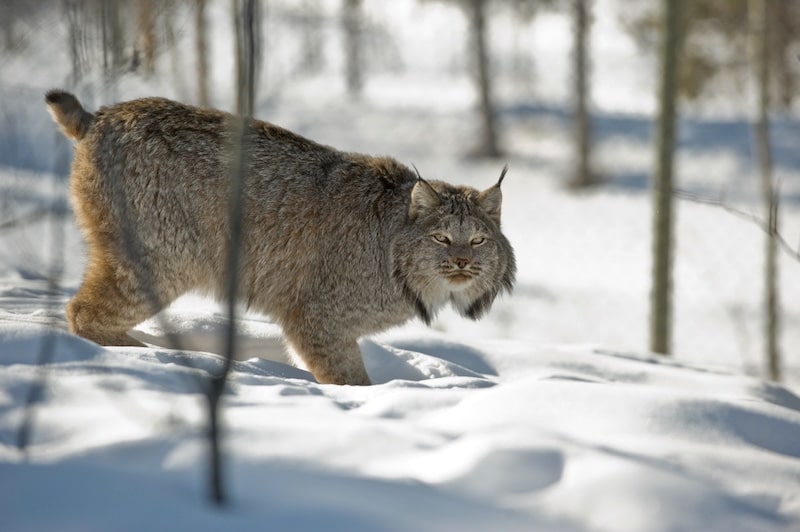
[164,0,188,101]
[233,0,262,114]
[136,0,156,76]
[650,0,682,355]
[98,0,125,85]
[66,0,87,85]
[109,0,125,72]
[195,0,210,106]
[750,0,781,381]
[1,1,19,50]
[570,0,594,188]
[469,0,500,157]
[342,0,363,98]
[300,1,323,73]
[769,1,793,109]
[208,0,258,507]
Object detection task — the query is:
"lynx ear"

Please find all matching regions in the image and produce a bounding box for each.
[409,167,441,220]
[477,165,508,225]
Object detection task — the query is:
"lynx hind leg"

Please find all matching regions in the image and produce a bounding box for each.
[283,329,371,386]
[67,255,167,347]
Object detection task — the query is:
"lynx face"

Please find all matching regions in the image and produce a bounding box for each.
[391,173,516,324]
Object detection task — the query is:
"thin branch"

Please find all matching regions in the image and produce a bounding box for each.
[0,205,70,232]
[673,188,800,261]
[16,136,70,456]
[206,0,259,507]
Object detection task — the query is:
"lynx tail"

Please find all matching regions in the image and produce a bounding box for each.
[45,90,95,141]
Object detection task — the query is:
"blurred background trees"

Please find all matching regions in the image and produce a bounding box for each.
[626,0,793,374]
[621,0,800,108]
[194,0,210,106]
[749,0,780,381]
[0,0,797,384]
[569,0,594,188]
[649,0,682,356]
[342,0,363,98]
[468,0,502,157]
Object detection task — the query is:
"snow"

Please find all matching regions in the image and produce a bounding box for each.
[2,0,800,530]
[2,321,800,531]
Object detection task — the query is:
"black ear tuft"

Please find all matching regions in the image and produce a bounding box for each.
[497,164,509,187]
[409,167,442,220]
[412,164,424,182]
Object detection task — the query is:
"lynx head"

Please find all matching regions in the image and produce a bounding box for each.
[392,165,516,324]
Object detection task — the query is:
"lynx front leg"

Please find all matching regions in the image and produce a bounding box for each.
[283,330,371,386]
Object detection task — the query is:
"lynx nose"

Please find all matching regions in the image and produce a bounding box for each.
[453,257,470,269]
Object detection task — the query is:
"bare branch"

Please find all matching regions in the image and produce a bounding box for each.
[16,153,70,455]
[0,206,69,232]
[206,0,260,507]
[673,188,800,261]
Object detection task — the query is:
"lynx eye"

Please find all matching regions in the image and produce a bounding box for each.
[471,237,486,246]
[431,233,451,245]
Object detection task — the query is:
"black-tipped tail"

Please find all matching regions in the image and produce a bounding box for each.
[45,89,95,141]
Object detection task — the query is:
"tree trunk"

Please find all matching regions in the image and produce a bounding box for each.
[99,0,125,82]
[65,0,85,85]
[136,0,156,77]
[2,1,21,51]
[164,0,189,101]
[342,0,363,98]
[233,0,262,114]
[300,1,323,73]
[750,0,781,381]
[650,0,682,355]
[769,1,793,109]
[195,0,210,106]
[570,0,594,188]
[208,0,259,507]
[469,0,501,157]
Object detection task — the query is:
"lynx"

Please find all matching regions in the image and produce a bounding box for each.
[46,90,516,385]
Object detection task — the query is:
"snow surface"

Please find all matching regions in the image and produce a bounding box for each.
[2,0,800,530]
[2,317,800,531]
